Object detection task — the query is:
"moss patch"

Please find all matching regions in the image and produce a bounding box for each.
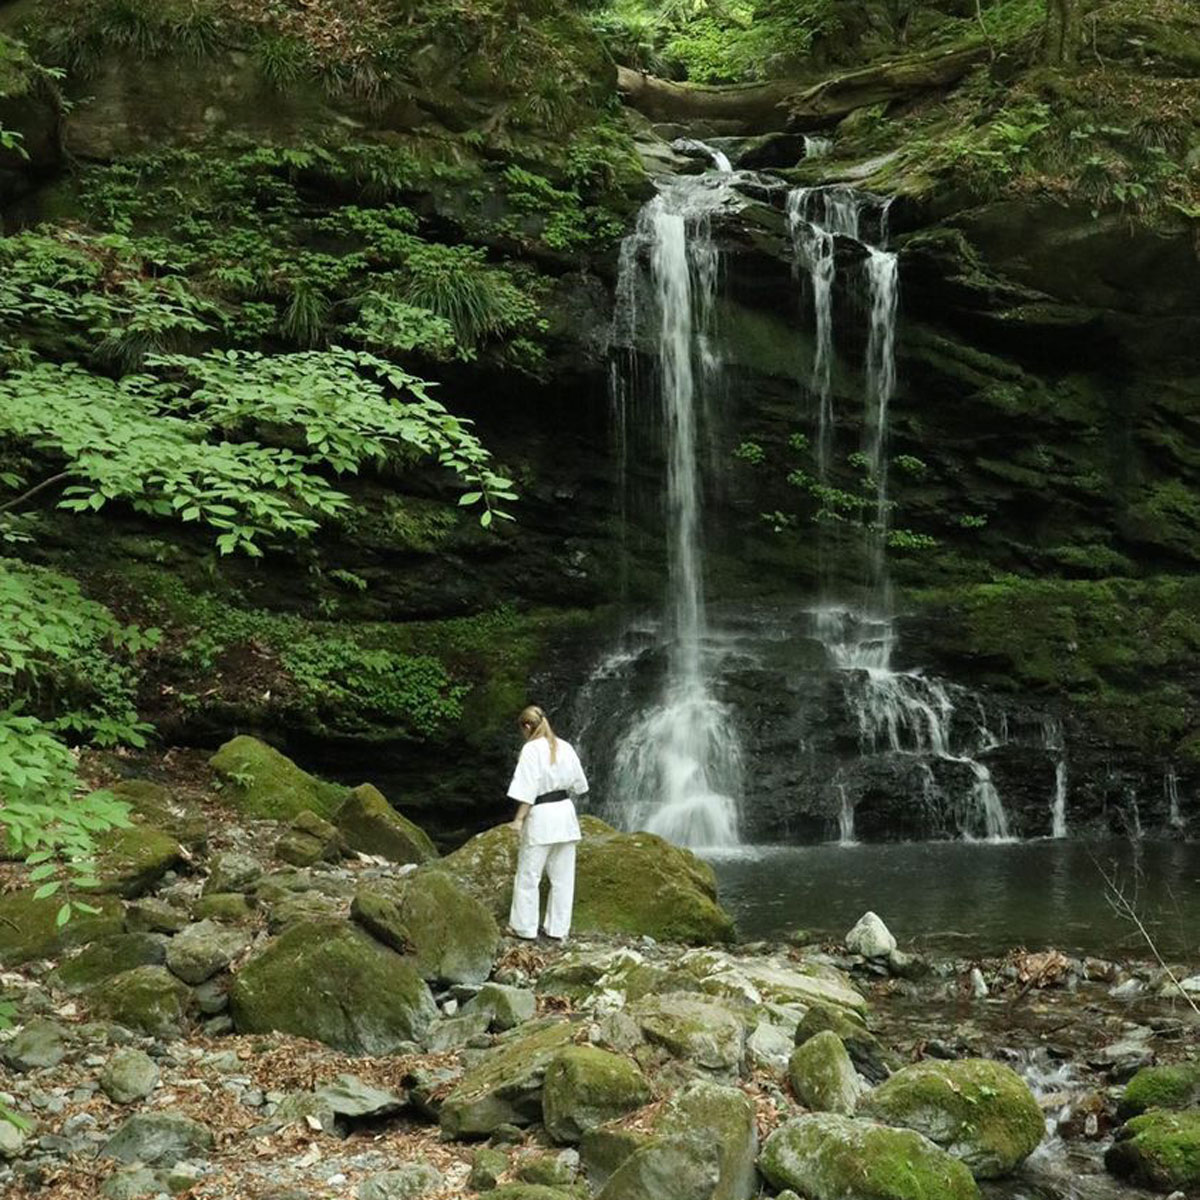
[210,735,346,820]
[0,888,123,966]
[1119,1062,1200,1118]
[1105,1108,1200,1192]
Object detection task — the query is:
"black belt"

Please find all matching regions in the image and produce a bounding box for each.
[534,789,570,805]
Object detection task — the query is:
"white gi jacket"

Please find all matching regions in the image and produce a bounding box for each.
[507,737,587,846]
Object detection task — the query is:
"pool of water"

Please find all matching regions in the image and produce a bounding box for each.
[709,838,1200,958]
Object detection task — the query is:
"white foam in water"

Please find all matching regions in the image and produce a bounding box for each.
[1166,763,1184,828]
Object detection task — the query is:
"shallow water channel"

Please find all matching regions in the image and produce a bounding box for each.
[711,837,1200,957]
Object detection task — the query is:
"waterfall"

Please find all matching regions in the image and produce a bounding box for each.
[835,778,857,846]
[671,137,734,173]
[605,178,743,849]
[789,186,1012,843]
[1165,765,1184,829]
[1043,718,1068,838]
[803,135,833,159]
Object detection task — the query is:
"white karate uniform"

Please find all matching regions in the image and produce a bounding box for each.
[506,736,587,940]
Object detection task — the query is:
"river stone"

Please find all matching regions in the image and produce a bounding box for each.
[192,892,256,923]
[656,1080,758,1200]
[794,1002,890,1083]
[124,897,189,935]
[398,869,499,985]
[423,1010,492,1052]
[350,883,412,953]
[1118,1061,1200,1117]
[861,1058,1043,1178]
[463,982,537,1031]
[357,1165,444,1200]
[0,888,123,965]
[102,1112,213,1167]
[2,1018,68,1071]
[1105,1109,1200,1193]
[229,919,436,1053]
[630,994,744,1075]
[747,1019,795,1070]
[100,1048,160,1103]
[88,965,192,1037]
[596,1135,721,1200]
[210,736,346,820]
[790,1031,860,1115]
[581,1125,652,1189]
[727,956,868,1017]
[314,1074,405,1119]
[439,1018,576,1138]
[203,851,262,896]
[0,1117,29,1158]
[335,784,438,865]
[845,912,897,958]
[543,1047,651,1143]
[49,933,167,993]
[266,890,343,933]
[469,1146,510,1190]
[99,1165,159,1199]
[759,1113,979,1200]
[517,1151,579,1185]
[441,818,734,944]
[96,826,184,898]
[166,920,249,984]
[276,809,346,866]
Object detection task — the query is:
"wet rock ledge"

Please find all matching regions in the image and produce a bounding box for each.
[0,740,1196,1200]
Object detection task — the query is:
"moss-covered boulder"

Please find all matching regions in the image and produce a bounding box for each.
[1105,1108,1200,1193]
[165,920,250,984]
[1119,1061,1200,1118]
[860,1059,1043,1179]
[49,933,166,994]
[210,736,345,820]
[629,994,745,1075]
[488,1188,580,1200]
[228,919,436,1053]
[441,818,734,944]
[191,892,256,924]
[96,826,184,897]
[543,1047,652,1144]
[0,888,123,966]
[88,965,192,1037]
[395,869,499,985]
[334,784,438,865]
[795,1002,890,1083]
[789,1031,860,1115]
[275,810,348,867]
[759,1114,980,1200]
[655,1081,758,1200]
[462,982,537,1031]
[439,1019,577,1138]
[596,1136,721,1200]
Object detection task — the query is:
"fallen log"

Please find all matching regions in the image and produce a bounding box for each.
[617,44,990,134]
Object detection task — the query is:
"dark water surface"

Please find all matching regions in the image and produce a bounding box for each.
[710,838,1200,958]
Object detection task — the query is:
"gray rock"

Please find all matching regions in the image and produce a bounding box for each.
[596,1135,720,1200]
[656,1080,758,1200]
[49,934,167,993]
[356,1164,444,1200]
[203,852,262,896]
[463,982,537,1031]
[102,1112,213,1167]
[165,1160,206,1193]
[788,1031,859,1116]
[193,979,229,1016]
[124,899,188,935]
[165,920,249,985]
[3,1019,68,1071]
[630,995,744,1075]
[88,966,191,1038]
[423,1011,493,1053]
[100,1049,160,1104]
[0,1117,29,1159]
[845,912,896,958]
[468,1146,509,1190]
[100,1166,159,1199]
[543,1047,652,1144]
[313,1074,405,1120]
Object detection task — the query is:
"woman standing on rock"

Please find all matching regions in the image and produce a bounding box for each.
[506,704,588,943]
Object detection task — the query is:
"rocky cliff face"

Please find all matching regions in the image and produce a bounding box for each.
[2,0,1198,840]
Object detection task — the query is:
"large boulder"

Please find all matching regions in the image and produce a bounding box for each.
[543,1047,652,1144]
[49,933,166,993]
[210,736,345,820]
[165,920,250,985]
[334,784,438,865]
[441,818,734,944]
[102,1113,213,1168]
[860,1059,1043,1179]
[1105,1109,1200,1193]
[655,1081,758,1200]
[395,870,499,985]
[2,1018,68,1071]
[229,919,436,1053]
[794,1003,890,1083]
[628,995,745,1076]
[0,888,122,966]
[845,912,896,958]
[1118,1061,1200,1117]
[759,1114,980,1200]
[596,1137,721,1200]
[789,1031,860,1115]
[88,966,192,1037]
[96,826,184,898]
[108,780,208,850]
[276,810,348,866]
[462,982,537,1031]
[439,1019,577,1138]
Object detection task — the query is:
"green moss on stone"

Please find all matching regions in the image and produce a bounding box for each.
[96,826,183,898]
[49,933,166,994]
[789,1031,859,1116]
[396,869,498,984]
[1119,1061,1200,1118]
[88,965,191,1037]
[210,736,346,820]
[760,1113,980,1200]
[191,893,256,924]
[229,918,436,1054]
[108,780,208,849]
[861,1058,1043,1179]
[1105,1109,1200,1192]
[0,888,123,966]
[335,784,438,865]
[543,1046,652,1144]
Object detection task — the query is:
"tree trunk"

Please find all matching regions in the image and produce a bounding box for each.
[616,45,990,135]
[1044,0,1082,65]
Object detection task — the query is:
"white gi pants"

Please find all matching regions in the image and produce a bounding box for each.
[508,839,577,940]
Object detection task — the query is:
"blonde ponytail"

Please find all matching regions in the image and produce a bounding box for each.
[518,704,558,764]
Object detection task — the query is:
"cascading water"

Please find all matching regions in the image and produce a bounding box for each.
[602,176,743,849]
[788,187,1013,842]
[803,135,833,159]
[1165,764,1184,829]
[1044,718,1068,838]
